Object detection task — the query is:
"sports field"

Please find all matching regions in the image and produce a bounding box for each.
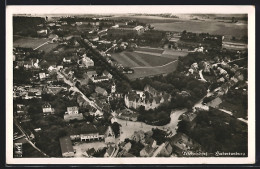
[127,60,179,80]
[111,51,174,67]
[111,47,186,80]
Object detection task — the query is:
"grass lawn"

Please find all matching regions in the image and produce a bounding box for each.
[111,51,175,68]
[111,52,138,67]
[135,47,164,54]
[37,43,59,54]
[127,60,178,80]
[130,52,174,67]
[22,143,46,158]
[219,101,247,119]
[124,52,146,67]
[162,49,189,59]
[13,36,50,49]
[111,50,179,80]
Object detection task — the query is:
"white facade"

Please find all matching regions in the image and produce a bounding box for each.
[82,54,94,68]
[67,106,79,114]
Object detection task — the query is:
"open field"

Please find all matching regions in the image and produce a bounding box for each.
[111,51,175,68]
[111,47,187,79]
[127,60,178,80]
[37,43,59,53]
[105,15,182,23]
[13,36,50,49]
[152,20,247,38]
[135,47,164,54]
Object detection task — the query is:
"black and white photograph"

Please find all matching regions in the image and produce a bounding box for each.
[6,5,255,164]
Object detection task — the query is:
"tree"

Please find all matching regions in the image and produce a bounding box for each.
[152,128,167,145]
[111,122,121,137]
[177,120,191,135]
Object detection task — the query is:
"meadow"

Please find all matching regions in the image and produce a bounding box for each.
[152,20,247,38]
[127,60,179,80]
[13,36,49,49]
[37,43,59,54]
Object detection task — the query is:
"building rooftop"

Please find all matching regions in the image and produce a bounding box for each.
[59,136,74,155]
[66,123,99,136]
[95,87,107,94]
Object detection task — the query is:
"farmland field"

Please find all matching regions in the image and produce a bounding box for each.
[152,20,247,38]
[13,36,50,49]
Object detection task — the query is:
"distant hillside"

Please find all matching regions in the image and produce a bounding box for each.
[13,16,46,37]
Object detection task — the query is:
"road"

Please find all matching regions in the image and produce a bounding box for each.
[199,70,207,82]
[57,71,103,112]
[193,89,248,124]
[14,119,49,157]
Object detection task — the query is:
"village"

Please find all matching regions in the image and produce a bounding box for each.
[13,14,248,158]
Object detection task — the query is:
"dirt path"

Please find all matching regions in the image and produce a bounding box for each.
[132,59,178,69]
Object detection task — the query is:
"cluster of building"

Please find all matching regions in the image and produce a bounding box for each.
[13,85,42,100]
[114,109,138,122]
[107,25,145,37]
[121,129,202,157]
[59,125,116,157]
[124,85,171,110]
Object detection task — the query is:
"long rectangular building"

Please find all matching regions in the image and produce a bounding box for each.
[107,25,144,37]
[59,136,74,157]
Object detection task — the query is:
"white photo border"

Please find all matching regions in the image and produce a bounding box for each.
[6,5,255,165]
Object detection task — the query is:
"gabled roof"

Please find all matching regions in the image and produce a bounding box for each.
[87,70,97,76]
[144,84,162,96]
[86,148,95,156]
[95,87,107,94]
[93,76,109,80]
[154,96,161,104]
[145,137,156,145]
[67,106,78,112]
[97,126,108,135]
[106,146,115,156]
[66,123,99,135]
[127,91,140,101]
[143,145,154,154]
[123,142,132,150]
[59,136,74,154]
[105,126,115,137]
[102,70,111,76]
[42,102,51,108]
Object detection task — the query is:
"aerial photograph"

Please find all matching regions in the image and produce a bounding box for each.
[11,10,249,160]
